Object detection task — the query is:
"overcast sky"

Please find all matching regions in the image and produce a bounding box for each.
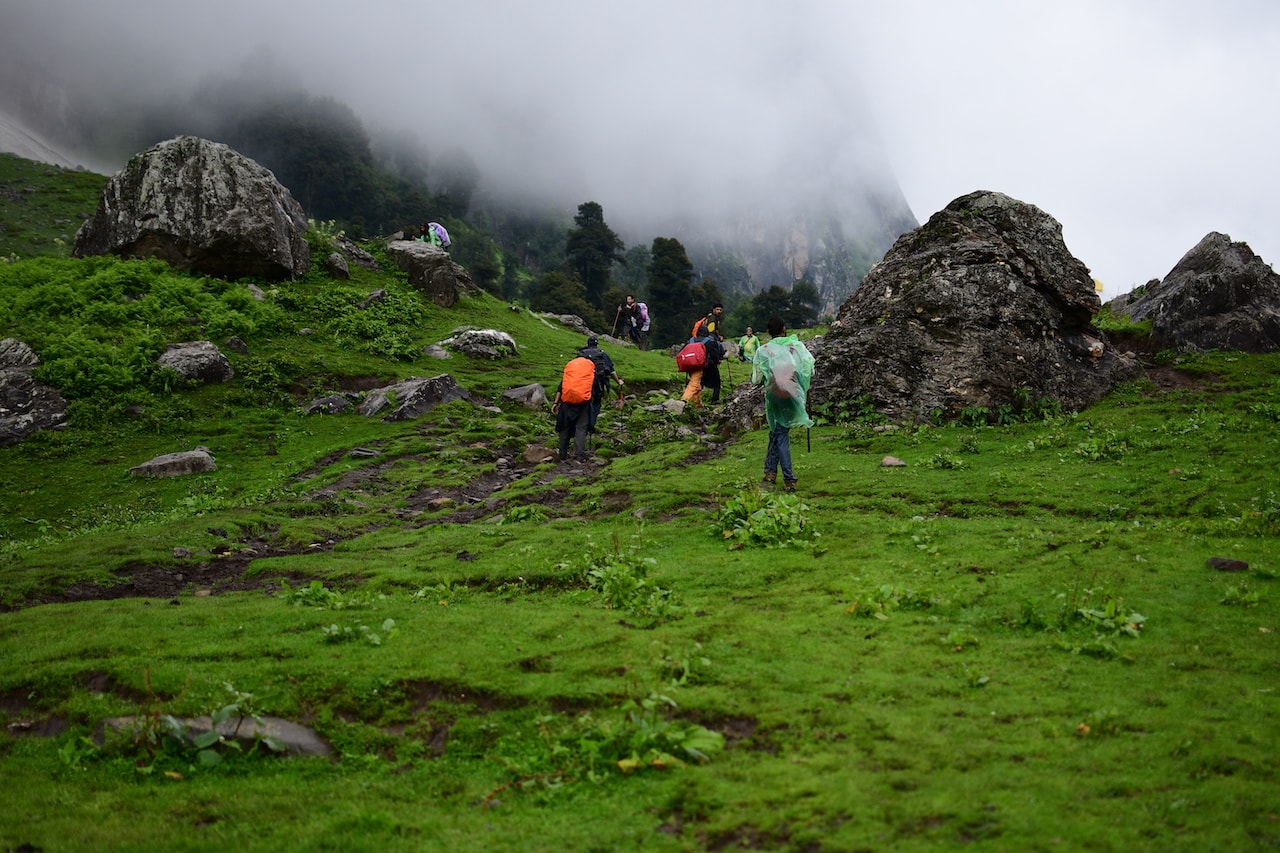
[4,0,1278,296]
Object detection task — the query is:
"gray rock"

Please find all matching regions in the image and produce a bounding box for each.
[129,448,217,477]
[357,289,387,309]
[323,251,350,280]
[0,338,68,447]
[334,235,380,270]
[73,136,310,281]
[1116,232,1280,353]
[304,394,354,415]
[358,375,474,421]
[223,336,249,354]
[101,714,332,758]
[811,190,1141,424]
[422,344,452,359]
[523,445,557,464]
[157,341,234,384]
[0,338,40,369]
[501,384,548,409]
[443,329,519,359]
[384,240,478,307]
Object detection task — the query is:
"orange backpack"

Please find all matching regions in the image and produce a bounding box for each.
[560,357,596,404]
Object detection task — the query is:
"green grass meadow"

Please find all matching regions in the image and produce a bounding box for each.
[1,155,1279,851]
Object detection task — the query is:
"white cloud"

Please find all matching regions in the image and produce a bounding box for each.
[4,0,1278,293]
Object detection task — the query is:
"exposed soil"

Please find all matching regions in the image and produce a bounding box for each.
[10,447,607,610]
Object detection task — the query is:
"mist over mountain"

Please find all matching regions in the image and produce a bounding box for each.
[0,0,918,309]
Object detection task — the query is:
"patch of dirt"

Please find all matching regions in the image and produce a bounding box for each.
[399,678,525,713]
[1143,363,1218,393]
[14,444,613,610]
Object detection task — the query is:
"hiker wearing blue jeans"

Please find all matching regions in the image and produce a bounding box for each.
[752,317,815,492]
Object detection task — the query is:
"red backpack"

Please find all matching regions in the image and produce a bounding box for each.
[560,357,596,403]
[675,341,707,373]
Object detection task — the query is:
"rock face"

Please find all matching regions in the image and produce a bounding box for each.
[73,136,310,281]
[812,191,1138,423]
[385,240,478,307]
[1114,232,1280,352]
[0,338,68,446]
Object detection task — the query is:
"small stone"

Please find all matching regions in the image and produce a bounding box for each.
[881,455,907,467]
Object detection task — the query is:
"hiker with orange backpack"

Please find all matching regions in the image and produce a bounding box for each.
[553,336,624,461]
[552,350,595,462]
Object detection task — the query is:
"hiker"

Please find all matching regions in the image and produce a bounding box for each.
[679,329,726,408]
[738,326,760,362]
[619,295,650,350]
[416,221,450,249]
[577,335,624,432]
[751,316,815,491]
[692,303,725,341]
[552,353,594,462]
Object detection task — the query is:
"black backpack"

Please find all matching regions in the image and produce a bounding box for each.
[582,349,611,399]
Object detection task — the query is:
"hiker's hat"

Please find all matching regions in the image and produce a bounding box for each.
[586,336,598,346]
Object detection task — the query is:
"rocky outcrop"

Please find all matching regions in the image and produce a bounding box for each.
[0,338,68,446]
[385,240,478,307]
[73,136,310,281]
[811,191,1139,423]
[157,341,234,384]
[1113,232,1280,352]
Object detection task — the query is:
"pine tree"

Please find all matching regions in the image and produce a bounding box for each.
[646,237,695,348]
[564,202,625,310]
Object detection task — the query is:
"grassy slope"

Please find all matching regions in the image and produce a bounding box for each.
[1,157,1279,852]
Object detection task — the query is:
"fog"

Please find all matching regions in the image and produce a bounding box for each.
[3,0,1279,296]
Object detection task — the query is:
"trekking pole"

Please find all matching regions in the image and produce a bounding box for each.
[611,306,621,337]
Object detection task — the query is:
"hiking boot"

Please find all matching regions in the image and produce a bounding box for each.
[763,473,776,485]
[783,480,797,492]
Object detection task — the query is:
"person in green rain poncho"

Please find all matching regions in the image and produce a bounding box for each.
[751,316,815,492]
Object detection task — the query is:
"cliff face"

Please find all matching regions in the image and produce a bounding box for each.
[687,186,919,314]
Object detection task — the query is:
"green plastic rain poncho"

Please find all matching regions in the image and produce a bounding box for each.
[751,335,815,429]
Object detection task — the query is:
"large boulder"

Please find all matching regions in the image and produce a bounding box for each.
[1114,232,1280,352]
[385,240,478,307]
[812,191,1139,423]
[73,136,310,281]
[0,338,68,447]
[157,341,234,384]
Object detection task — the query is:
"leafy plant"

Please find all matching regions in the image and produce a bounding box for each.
[1220,584,1261,607]
[582,538,677,621]
[846,584,940,619]
[717,487,819,549]
[501,504,548,524]
[926,451,966,469]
